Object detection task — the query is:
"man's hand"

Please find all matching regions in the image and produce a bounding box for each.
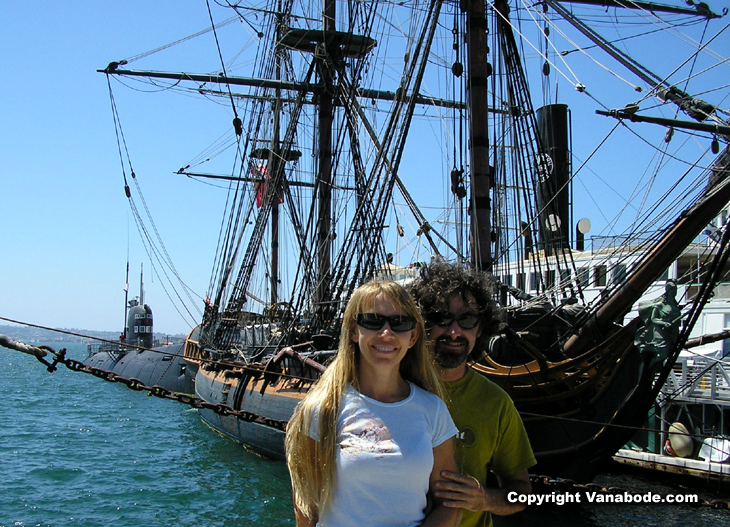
[434,471,487,511]
[434,470,531,516]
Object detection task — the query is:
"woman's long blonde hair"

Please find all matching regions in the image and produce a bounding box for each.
[285,280,442,520]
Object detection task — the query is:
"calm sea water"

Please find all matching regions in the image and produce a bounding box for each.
[3,343,730,527]
[1,343,294,527]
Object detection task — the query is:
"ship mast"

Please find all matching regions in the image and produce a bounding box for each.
[139,263,144,306]
[270,4,283,307]
[465,0,494,271]
[315,0,335,313]
[123,260,130,341]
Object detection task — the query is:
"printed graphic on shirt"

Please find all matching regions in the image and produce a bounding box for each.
[456,426,476,447]
[339,411,397,457]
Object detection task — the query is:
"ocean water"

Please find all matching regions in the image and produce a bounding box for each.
[1,343,294,527]
[3,343,730,527]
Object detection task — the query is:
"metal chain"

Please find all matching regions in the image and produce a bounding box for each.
[530,475,730,509]
[2,339,288,432]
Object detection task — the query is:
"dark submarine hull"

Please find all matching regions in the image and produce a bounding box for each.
[83,343,196,395]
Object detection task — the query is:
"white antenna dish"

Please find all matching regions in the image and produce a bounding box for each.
[577,218,591,234]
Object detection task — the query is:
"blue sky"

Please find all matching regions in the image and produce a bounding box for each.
[1,1,728,337]
[0,2,224,336]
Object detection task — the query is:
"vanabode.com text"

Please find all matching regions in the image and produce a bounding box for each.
[507,491,699,506]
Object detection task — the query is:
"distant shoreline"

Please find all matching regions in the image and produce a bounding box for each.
[0,324,184,344]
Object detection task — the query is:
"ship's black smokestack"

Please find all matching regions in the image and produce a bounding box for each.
[536,104,571,254]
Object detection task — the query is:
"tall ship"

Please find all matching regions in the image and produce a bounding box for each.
[91,0,730,481]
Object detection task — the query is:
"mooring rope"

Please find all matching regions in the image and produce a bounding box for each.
[0,334,47,359]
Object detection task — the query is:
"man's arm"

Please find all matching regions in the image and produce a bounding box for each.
[434,469,531,516]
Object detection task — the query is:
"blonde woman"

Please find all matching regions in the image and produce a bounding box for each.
[286,281,460,527]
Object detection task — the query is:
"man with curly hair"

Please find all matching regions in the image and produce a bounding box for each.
[410,260,535,527]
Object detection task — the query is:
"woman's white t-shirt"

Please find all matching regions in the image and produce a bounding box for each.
[311,382,457,527]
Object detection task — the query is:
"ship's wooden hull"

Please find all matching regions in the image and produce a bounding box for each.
[194,361,307,459]
[186,320,657,481]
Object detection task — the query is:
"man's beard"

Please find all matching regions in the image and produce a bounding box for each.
[433,337,470,369]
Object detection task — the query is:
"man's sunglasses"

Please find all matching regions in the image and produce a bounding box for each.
[427,312,480,330]
[356,313,417,332]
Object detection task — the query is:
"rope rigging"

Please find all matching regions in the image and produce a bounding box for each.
[206,0,243,135]
[105,78,201,329]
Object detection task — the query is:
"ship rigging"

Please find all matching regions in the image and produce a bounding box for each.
[94,0,729,480]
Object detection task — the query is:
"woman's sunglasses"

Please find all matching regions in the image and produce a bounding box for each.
[356,313,417,332]
[427,312,480,330]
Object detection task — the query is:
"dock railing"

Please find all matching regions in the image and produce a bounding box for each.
[661,356,730,405]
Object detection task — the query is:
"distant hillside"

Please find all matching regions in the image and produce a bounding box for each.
[0,325,184,345]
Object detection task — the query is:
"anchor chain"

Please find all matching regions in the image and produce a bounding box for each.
[2,338,288,432]
[530,475,730,509]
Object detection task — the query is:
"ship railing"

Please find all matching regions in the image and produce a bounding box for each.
[590,232,716,254]
[262,347,334,390]
[590,233,659,254]
[87,338,170,358]
[87,341,127,358]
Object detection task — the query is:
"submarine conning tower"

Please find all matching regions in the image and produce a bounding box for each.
[126,299,153,348]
